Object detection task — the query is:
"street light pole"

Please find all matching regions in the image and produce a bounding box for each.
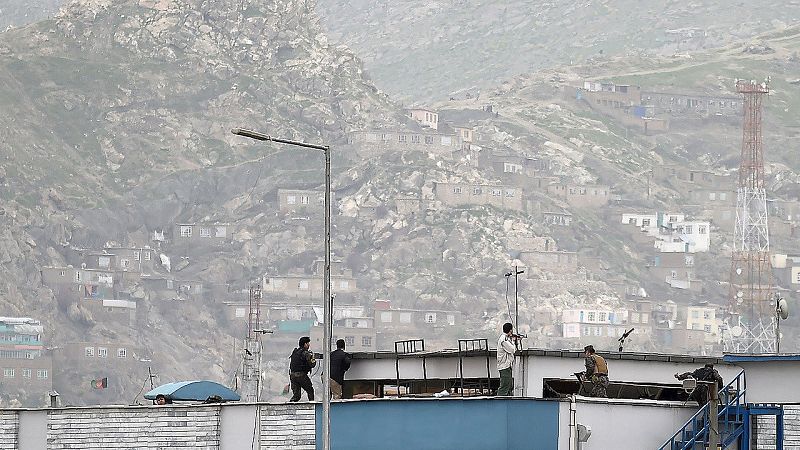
[231,128,333,450]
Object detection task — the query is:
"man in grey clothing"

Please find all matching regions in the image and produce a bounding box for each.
[497,322,519,396]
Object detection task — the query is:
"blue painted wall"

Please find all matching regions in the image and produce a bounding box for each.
[316,398,560,450]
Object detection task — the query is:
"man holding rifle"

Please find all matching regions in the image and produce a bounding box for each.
[497,322,520,396]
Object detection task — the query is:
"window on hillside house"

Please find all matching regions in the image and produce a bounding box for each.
[362,336,372,347]
[287,195,297,205]
[505,189,515,197]
[399,313,412,324]
[118,348,127,358]
[199,227,211,237]
[492,189,502,197]
[447,314,455,325]
[37,369,48,379]
[345,336,355,346]
[381,312,393,323]
[98,347,108,358]
[425,313,437,324]
[425,136,434,144]
[22,369,31,378]
[298,280,309,290]
[453,187,462,194]
[301,196,309,205]
[85,347,95,358]
[587,312,596,322]
[642,219,651,227]
[411,135,420,144]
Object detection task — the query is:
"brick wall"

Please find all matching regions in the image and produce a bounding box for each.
[260,404,315,449]
[46,406,221,449]
[753,404,800,449]
[0,411,18,450]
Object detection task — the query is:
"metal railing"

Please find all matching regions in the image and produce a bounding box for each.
[658,370,747,450]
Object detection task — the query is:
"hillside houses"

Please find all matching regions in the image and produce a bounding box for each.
[433,182,525,212]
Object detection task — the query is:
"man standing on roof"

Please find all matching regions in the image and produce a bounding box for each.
[289,336,316,402]
[329,339,352,400]
[675,363,723,405]
[497,322,519,396]
[580,345,609,398]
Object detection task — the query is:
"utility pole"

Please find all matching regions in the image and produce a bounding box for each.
[231,128,333,450]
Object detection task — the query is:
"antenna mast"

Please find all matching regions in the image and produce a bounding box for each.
[724,79,775,354]
[241,282,263,402]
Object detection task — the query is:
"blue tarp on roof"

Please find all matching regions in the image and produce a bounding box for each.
[144,380,240,402]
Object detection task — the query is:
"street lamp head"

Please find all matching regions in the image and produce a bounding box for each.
[231,128,272,141]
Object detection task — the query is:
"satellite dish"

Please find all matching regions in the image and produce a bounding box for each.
[730,326,744,337]
[777,298,789,320]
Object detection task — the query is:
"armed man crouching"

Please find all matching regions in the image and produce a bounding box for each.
[576,345,609,398]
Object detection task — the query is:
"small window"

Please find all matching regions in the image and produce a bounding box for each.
[362,336,372,347]
[180,225,193,237]
[582,327,591,336]
[587,312,596,322]
[684,225,693,234]
[85,347,95,358]
[505,189,515,197]
[298,280,309,290]
[117,348,127,358]
[492,189,502,197]
[399,313,412,324]
[703,311,711,320]
[447,314,455,326]
[273,279,284,288]
[98,347,108,358]
[398,135,407,143]
[671,270,678,279]
[301,195,310,205]
[411,135,421,144]
[235,308,246,318]
[709,192,716,201]
[425,136,434,144]
[339,280,350,289]
[473,187,482,195]
[641,314,649,324]
[345,336,355,346]
[698,226,707,235]
[425,313,437,323]
[22,369,31,379]
[134,251,140,261]
[215,226,227,238]
[719,193,727,201]
[199,227,211,237]
[380,312,393,323]
[144,252,151,261]
[75,271,82,281]
[287,195,297,205]
[641,219,651,227]
[691,310,700,319]
[628,218,636,225]
[704,325,712,333]
[598,312,607,322]
[453,187,463,194]
[37,369,48,379]
[3,368,14,377]
[120,259,130,268]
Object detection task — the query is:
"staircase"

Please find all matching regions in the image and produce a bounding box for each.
[658,370,748,450]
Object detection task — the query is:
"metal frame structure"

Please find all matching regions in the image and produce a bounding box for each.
[394,339,427,397]
[726,80,775,354]
[240,284,262,402]
[456,338,492,396]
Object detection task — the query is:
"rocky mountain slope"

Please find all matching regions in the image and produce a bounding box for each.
[0,0,62,30]
[2,0,800,407]
[316,0,800,100]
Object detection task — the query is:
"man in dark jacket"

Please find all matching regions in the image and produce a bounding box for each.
[329,339,352,399]
[675,363,723,405]
[289,336,316,402]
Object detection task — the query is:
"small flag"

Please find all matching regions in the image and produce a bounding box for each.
[91,377,108,389]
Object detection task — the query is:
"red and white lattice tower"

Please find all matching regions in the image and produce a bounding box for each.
[724,79,775,353]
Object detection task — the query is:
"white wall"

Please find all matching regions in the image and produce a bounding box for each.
[559,399,696,450]
[736,361,800,403]
[523,355,741,398]
[349,352,742,398]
